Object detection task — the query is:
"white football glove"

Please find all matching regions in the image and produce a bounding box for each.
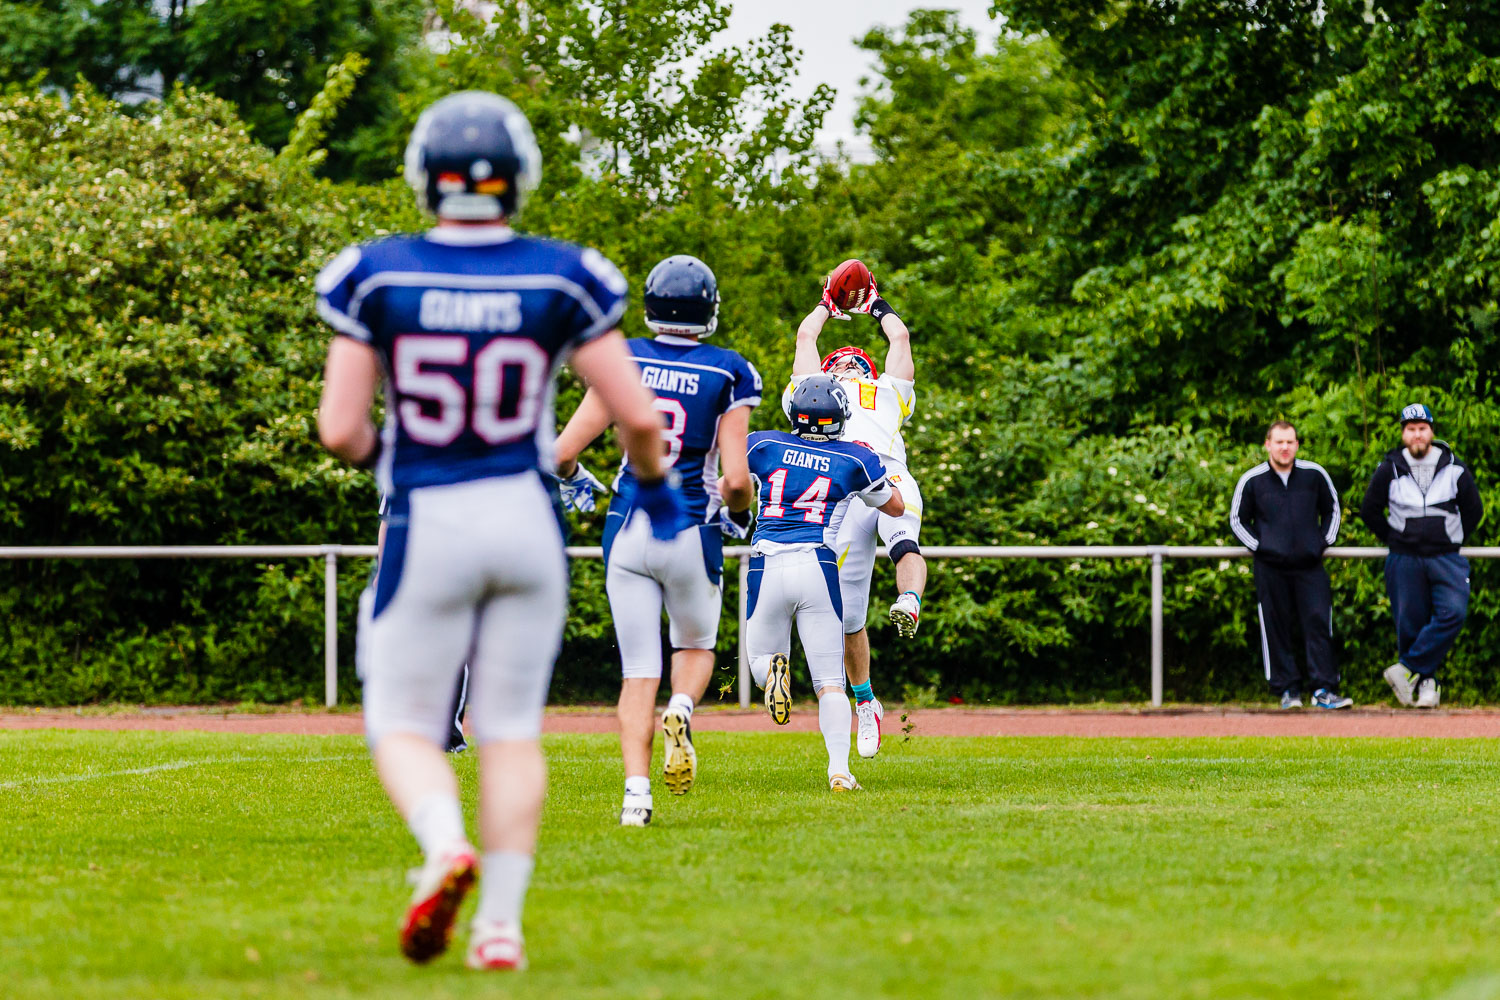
[555,462,607,513]
[718,505,753,540]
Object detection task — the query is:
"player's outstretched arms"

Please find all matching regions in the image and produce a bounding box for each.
[877,485,905,518]
[872,297,914,382]
[793,305,830,376]
[318,337,383,466]
[553,388,610,478]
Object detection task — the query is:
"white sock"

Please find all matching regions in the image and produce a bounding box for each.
[818,690,853,777]
[407,793,465,857]
[476,851,534,927]
[667,692,695,717]
[624,775,652,799]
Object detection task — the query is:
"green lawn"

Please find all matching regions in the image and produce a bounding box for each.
[4,730,1500,999]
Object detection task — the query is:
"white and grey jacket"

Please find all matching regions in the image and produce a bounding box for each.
[1359,443,1483,556]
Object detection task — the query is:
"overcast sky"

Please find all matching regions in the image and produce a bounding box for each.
[721,1,1001,157]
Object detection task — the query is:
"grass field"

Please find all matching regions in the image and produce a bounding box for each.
[6,730,1500,1000]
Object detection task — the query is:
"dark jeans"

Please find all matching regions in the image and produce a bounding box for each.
[1254,561,1338,696]
[1385,552,1470,677]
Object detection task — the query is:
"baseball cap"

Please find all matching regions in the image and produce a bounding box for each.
[1399,403,1435,426]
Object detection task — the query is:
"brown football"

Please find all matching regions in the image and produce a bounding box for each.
[826,258,873,311]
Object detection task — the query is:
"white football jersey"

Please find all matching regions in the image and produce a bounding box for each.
[783,372,916,468]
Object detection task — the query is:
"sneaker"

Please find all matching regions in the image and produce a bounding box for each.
[765,652,792,726]
[855,697,884,758]
[1279,690,1303,710]
[1416,676,1441,709]
[661,706,697,795]
[1384,663,1417,707]
[1313,688,1353,710]
[466,919,526,971]
[889,592,921,638]
[619,792,652,827]
[829,773,862,792]
[399,841,478,964]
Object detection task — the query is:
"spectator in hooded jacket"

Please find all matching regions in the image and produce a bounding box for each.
[1359,403,1484,709]
[1230,420,1347,709]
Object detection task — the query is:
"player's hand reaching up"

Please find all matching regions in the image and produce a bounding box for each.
[850,274,880,315]
[819,275,852,322]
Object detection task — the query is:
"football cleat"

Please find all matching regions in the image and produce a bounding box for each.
[765,652,792,725]
[889,592,921,638]
[1279,690,1303,710]
[661,706,697,795]
[829,773,862,792]
[1416,676,1441,709]
[1384,664,1417,707]
[855,697,884,758]
[1313,688,1353,710]
[399,841,478,964]
[466,919,526,971]
[620,791,653,827]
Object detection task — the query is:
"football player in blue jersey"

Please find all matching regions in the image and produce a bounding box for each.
[315,91,686,972]
[551,254,761,826]
[740,376,904,791]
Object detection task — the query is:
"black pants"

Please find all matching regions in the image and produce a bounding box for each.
[1254,562,1338,695]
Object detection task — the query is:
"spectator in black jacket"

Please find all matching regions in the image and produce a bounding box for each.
[1230,420,1348,709]
[1360,403,1483,709]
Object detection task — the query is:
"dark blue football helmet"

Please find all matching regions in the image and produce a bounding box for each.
[404,91,541,221]
[788,375,852,439]
[644,255,720,337]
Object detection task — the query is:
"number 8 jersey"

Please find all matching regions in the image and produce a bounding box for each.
[746,431,894,553]
[316,226,627,493]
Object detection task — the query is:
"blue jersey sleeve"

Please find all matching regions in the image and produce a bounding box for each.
[314,245,374,343]
[562,248,629,350]
[730,355,763,412]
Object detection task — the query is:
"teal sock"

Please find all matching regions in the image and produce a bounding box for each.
[851,681,874,705]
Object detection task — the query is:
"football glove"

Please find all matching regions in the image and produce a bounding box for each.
[718,505,753,540]
[819,277,852,322]
[555,461,607,513]
[633,473,689,541]
[851,275,880,315]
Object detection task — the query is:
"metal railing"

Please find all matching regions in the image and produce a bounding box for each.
[4,544,1498,708]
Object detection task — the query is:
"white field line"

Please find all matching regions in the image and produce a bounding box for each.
[0,753,366,791]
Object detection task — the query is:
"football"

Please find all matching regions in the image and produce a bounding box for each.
[826,258,873,312]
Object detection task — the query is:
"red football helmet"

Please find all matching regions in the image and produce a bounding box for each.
[821,346,878,380]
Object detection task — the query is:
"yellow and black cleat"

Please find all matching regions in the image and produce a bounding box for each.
[765,652,792,726]
[661,706,697,795]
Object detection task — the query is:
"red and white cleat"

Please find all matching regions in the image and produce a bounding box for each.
[467,919,527,970]
[855,697,884,759]
[399,841,478,964]
[889,592,921,638]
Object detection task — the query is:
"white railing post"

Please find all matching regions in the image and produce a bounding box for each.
[1150,548,1164,707]
[737,554,751,708]
[324,549,339,708]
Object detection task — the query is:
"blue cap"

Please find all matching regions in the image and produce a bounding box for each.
[1399,403,1435,426]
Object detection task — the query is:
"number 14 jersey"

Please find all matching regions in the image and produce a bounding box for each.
[746,431,893,553]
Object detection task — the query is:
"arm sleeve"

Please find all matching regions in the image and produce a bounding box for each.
[880,374,917,426]
[1313,463,1341,547]
[1359,462,1394,542]
[1228,469,1260,551]
[855,454,894,507]
[1458,467,1485,541]
[728,356,763,413]
[562,248,628,350]
[315,246,373,343]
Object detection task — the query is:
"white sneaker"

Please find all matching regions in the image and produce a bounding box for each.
[620,792,652,827]
[399,840,478,964]
[889,592,921,638]
[855,698,884,758]
[1384,664,1417,707]
[467,919,526,971]
[1416,676,1441,709]
[829,773,862,792]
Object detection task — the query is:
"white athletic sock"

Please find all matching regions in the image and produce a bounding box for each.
[407,793,466,857]
[818,691,853,777]
[667,692,695,717]
[624,775,652,798]
[476,851,535,927]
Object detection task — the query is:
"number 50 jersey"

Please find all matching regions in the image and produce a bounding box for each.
[316,226,627,493]
[745,430,893,553]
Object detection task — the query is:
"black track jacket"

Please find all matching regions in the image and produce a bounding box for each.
[1229,460,1340,568]
[1359,443,1482,556]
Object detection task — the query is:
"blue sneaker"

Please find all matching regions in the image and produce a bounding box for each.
[1313,688,1353,710]
[1280,690,1303,710]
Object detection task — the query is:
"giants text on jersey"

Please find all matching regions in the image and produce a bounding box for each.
[746,430,892,552]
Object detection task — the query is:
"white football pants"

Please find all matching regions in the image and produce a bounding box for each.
[606,514,723,679]
[834,462,923,633]
[746,548,846,694]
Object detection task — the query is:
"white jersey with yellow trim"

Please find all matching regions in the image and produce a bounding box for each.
[783,372,916,469]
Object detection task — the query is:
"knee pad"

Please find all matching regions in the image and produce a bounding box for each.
[889,539,921,564]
